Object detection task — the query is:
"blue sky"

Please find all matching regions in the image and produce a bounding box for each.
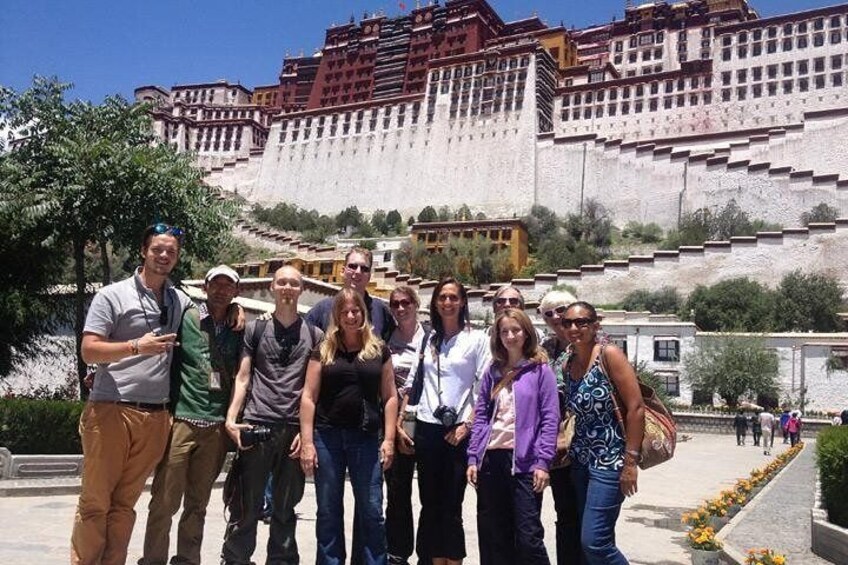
[0,0,834,103]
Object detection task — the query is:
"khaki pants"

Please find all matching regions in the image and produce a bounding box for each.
[70,401,171,565]
[140,420,229,565]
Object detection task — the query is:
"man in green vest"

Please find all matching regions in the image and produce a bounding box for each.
[139,265,243,565]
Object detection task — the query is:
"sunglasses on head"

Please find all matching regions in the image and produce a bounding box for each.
[346,263,371,273]
[389,298,413,309]
[494,297,521,306]
[541,305,568,318]
[561,317,595,329]
[152,223,185,240]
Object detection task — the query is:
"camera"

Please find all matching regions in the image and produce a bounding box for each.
[240,425,273,448]
[433,405,459,428]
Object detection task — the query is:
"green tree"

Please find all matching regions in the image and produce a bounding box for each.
[565,198,613,251]
[417,206,438,223]
[1,77,235,392]
[682,278,775,332]
[370,209,388,235]
[335,206,363,232]
[394,240,430,277]
[437,205,452,222]
[683,336,780,408]
[385,209,403,234]
[523,204,560,252]
[621,221,663,244]
[427,252,454,281]
[773,270,844,332]
[620,287,681,314]
[454,203,473,221]
[800,202,840,226]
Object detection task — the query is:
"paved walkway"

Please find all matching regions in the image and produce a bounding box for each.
[722,439,830,564]
[0,434,808,564]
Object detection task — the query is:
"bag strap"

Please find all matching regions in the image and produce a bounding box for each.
[598,343,628,440]
[407,329,431,405]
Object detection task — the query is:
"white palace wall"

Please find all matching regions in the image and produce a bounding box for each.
[241,56,541,218]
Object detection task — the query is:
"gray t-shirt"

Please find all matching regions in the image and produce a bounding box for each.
[84,269,194,404]
[242,316,323,425]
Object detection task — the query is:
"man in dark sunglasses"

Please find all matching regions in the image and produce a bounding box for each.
[306,246,395,342]
[73,223,195,564]
[490,285,545,340]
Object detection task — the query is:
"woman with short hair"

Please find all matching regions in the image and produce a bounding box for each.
[538,290,582,565]
[300,288,399,565]
[467,309,559,565]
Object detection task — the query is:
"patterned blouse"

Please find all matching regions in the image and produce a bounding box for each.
[566,355,626,471]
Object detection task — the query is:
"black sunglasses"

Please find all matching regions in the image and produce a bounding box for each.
[152,223,185,240]
[494,297,521,306]
[346,263,371,273]
[561,317,595,329]
[390,298,413,309]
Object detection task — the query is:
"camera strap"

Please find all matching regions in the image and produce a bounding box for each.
[435,342,473,416]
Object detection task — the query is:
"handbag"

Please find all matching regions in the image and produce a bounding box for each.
[550,404,575,469]
[599,345,677,470]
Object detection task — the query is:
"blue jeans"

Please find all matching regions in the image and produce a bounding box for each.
[571,464,628,565]
[313,427,387,565]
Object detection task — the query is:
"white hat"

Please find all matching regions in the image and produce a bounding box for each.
[205,265,240,284]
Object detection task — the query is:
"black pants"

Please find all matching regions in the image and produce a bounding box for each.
[221,422,305,565]
[735,429,746,445]
[477,450,550,565]
[385,451,416,561]
[549,465,583,565]
[752,428,762,446]
[415,421,468,561]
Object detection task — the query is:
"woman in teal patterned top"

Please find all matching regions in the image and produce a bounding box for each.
[562,301,645,565]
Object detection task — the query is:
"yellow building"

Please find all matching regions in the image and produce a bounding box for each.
[234,254,346,284]
[410,218,529,273]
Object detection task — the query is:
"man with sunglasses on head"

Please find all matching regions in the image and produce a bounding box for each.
[221,265,323,565]
[140,264,243,565]
[72,223,194,565]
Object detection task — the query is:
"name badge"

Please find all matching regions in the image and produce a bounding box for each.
[209,371,222,391]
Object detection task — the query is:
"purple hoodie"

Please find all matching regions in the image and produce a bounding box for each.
[467,361,560,474]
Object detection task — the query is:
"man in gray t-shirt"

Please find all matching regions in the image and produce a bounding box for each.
[71,223,193,565]
[222,265,322,565]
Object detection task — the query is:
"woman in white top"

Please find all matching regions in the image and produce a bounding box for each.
[407,277,490,565]
[385,285,427,564]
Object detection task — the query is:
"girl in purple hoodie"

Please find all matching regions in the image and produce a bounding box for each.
[467,309,560,565]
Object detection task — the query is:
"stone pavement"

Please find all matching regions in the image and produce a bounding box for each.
[0,434,802,564]
[721,439,830,564]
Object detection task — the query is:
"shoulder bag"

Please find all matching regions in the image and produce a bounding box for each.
[599,345,677,470]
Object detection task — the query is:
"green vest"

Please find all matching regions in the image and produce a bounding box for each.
[171,307,242,422]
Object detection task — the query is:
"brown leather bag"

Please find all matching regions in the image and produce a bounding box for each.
[599,345,677,470]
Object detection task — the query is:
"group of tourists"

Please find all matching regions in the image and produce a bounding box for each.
[734,408,803,454]
[70,222,647,565]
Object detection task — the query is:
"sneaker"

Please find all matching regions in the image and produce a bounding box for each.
[388,556,409,565]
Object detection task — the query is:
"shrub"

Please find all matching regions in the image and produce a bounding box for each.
[0,398,84,454]
[817,426,848,527]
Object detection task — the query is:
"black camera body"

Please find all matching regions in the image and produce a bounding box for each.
[240,425,273,448]
[433,405,459,428]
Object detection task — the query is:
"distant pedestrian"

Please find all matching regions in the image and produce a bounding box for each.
[758,410,775,456]
[841,408,848,425]
[733,410,748,446]
[787,411,802,446]
[780,408,791,444]
[751,412,762,447]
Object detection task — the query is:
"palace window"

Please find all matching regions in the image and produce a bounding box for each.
[722,48,731,61]
[782,80,793,94]
[657,372,680,397]
[797,35,808,49]
[721,89,731,101]
[753,66,763,81]
[767,65,778,79]
[815,74,826,89]
[833,54,844,69]
[767,82,778,96]
[767,40,777,53]
[738,46,748,58]
[654,338,680,362]
[784,23,794,35]
[815,57,825,72]
[738,69,748,83]
[753,43,762,56]
[831,30,842,44]
[799,77,809,92]
[753,29,762,41]
[783,38,793,51]
[752,83,763,98]
[832,15,842,28]
[722,71,732,85]
[783,62,794,76]
[833,73,844,87]
[814,34,824,47]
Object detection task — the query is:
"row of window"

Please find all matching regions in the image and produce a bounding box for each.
[563,74,713,106]
[721,14,845,47]
[279,107,422,143]
[429,56,530,82]
[720,55,846,85]
[720,73,844,101]
[721,29,848,61]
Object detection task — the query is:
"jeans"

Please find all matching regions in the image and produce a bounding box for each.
[736,430,746,445]
[414,421,468,561]
[221,422,304,565]
[313,427,387,565]
[571,464,628,565]
[549,465,583,565]
[385,451,416,562]
[477,450,550,565]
